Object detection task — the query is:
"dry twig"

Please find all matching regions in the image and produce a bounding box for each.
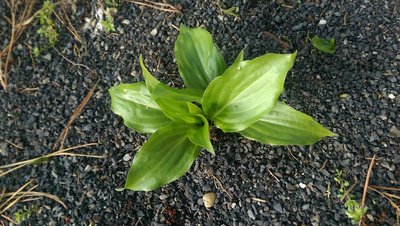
[124,0,181,14]
[0,143,101,178]
[1,0,38,91]
[0,179,66,223]
[263,31,292,49]
[358,154,376,226]
[52,80,99,150]
[206,171,233,199]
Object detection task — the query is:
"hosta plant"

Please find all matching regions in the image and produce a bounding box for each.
[109,25,335,191]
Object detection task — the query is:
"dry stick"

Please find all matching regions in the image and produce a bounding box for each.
[263,31,291,49]
[206,170,232,199]
[2,191,67,209]
[319,159,329,171]
[60,2,82,43]
[124,0,181,13]
[0,214,17,225]
[0,179,34,211]
[4,140,23,149]
[0,185,37,214]
[0,143,100,177]
[369,185,400,192]
[52,79,99,151]
[359,154,377,226]
[54,49,93,73]
[268,169,281,183]
[1,0,37,90]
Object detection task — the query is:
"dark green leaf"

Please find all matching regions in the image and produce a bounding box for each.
[240,101,336,145]
[125,123,200,191]
[174,24,226,91]
[109,83,171,133]
[203,51,297,132]
[188,114,214,155]
[311,36,336,54]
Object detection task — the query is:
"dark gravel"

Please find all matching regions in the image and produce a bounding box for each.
[1,0,399,225]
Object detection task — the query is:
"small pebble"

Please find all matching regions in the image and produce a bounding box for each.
[203,192,216,208]
[150,28,158,36]
[123,154,131,161]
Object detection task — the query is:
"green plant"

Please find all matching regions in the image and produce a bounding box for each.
[109,25,335,191]
[101,7,116,33]
[14,205,38,224]
[310,35,336,54]
[334,169,350,199]
[345,199,368,224]
[334,169,368,224]
[36,0,58,47]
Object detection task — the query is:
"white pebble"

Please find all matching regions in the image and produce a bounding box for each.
[150,28,158,36]
[123,154,131,161]
[388,93,395,99]
[318,19,327,25]
[299,183,307,189]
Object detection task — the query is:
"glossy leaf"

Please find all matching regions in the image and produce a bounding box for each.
[174,25,226,91]
[125,123,200,191]
[109,83,170,133]
[240,101,336,145]
[188,114,214,155]
[311,36,336,54]
[155,98,203,125]
[140,55,203,103]
[152,83,203,104]
[203,51,297,132]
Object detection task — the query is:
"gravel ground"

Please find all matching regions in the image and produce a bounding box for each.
[1,0,399,225]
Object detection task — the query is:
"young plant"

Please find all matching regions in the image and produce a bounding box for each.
[14,205,38,224]
[36,0,58,48]
[334,169,368,224]
[109,25,335,191]
[310,35,336,54]
[101,12,116,33]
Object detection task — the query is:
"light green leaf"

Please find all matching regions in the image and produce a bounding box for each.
[151,83,203,104]
[311,36,336,54]
[240,101,336,145]
[139,54,159,92]
[109,83,171,133]
[125,123,200,191]
[203,51,297,132]
[174,24,226,91]
[140,56,203,103]
[155,98,203,125]
[188,114,214,155]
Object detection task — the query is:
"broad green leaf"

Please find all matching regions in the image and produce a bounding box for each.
[311,36,336,54]
[109,83,171,133]
[203,51,297,132]
[152,83,203,104]
[188,114,214,155]
[240,101,336,145]
[140,56,203,103]
[155,98,203,125]
[125,124,200,191]
[174,24,226,91]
